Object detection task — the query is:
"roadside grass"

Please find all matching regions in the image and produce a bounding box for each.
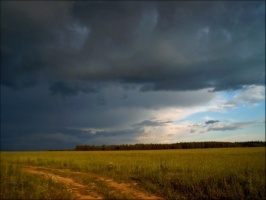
[0,163,76,199]
[1,147,265,199]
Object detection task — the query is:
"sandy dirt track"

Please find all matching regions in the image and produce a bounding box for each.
[24,166,164,200]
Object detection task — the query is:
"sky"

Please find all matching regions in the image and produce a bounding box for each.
[1,1,265,151]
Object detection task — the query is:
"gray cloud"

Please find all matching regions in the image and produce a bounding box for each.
[133,119,173,128]
[207,122,254,132]
[190,129,196,133]
[183,120,263,134]
[205,120,220,125]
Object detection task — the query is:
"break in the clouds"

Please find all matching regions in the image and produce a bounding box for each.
[1,1,265,150]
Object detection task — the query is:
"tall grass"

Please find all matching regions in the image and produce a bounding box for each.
[0,162,76,199]
[1,147,265,199]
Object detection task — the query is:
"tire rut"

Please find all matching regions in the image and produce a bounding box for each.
[96,177,163,200]
[24,167,102,200]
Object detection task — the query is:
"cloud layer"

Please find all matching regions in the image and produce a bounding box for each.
[1,1,265,93]
[1,1,265,150]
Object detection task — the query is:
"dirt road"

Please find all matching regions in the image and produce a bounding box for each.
[24,166,164,200]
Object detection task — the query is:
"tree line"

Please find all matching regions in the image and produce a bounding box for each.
[74,141,265,151]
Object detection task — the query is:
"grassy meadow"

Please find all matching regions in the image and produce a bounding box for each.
[1,147,265,199]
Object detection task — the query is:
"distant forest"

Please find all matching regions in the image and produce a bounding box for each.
[73,141,266,151]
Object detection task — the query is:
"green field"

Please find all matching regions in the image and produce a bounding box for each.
[1,147,265,199]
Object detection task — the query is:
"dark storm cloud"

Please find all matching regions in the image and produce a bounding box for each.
[1,1,73,88]
[49,81,97,96]
[1,1,265,93]
[205,120,219,125]
[1,1,265,150]
[133,119,173,128]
